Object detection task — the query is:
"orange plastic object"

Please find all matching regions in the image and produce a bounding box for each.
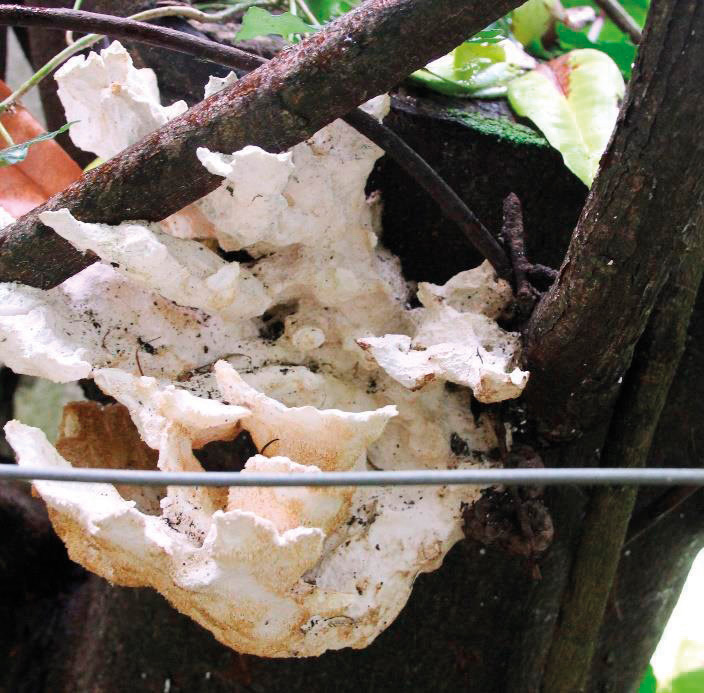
[0,80,81,217]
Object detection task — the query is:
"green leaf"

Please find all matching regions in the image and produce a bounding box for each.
[465,29,508,45]
[410,38,533,99]
[637,665,657,693]
[306,0,360,22]
[0,121,75,168]
[511,0,558,47]
[557,24,637,78]
[235,7,317,41]
[507,49,624,186]
[668,669,704,693]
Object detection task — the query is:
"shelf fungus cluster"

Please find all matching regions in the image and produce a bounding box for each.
[1,43,529,657]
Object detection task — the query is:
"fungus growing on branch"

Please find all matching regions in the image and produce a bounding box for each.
[1,42,528,657]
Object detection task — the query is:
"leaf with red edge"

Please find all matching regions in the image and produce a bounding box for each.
[507,48,624,186]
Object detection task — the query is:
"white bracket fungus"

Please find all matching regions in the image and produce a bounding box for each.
[357,266,528,402]
[39,208,272,321]
[1,42,529,657]
[55,40,187,160]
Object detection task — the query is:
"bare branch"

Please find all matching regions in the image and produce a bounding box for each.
[0,0,521,288]
[540,232,704,691]
[0,4,511,279]
[0,4,266,72]
[500,192,540,317]
[594,0,643,43]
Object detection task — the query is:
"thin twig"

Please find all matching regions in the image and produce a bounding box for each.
[296,0,321,26]
[526,263,558,285]
[0,4,512,281]
[0,119,13,146]
[1,31,98,114]
[345,109,512,279]
[500,192,539,315]
[65,0,84,45]
[593,0,642,44]
[587,13,605,42]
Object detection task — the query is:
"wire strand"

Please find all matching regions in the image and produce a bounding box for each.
[1,466,704,487]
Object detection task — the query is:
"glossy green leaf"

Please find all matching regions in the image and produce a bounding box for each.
[637,665,657,693]
[410,39,533,99]
[236,7,317,41]
[507,49,624,186]
[0,121,75,168]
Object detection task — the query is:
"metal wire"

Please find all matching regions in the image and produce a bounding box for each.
[1,466,704,487]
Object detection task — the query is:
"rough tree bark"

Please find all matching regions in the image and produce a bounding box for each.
[524,0,704,437]
[518,1,704,689]
[1,1,703,692]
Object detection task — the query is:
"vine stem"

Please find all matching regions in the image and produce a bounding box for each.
[65,0,84,45]
[1,31,97,114]
[296,0,320,26]
[0,119,14,146]
[0,3,512,281]
[344,109,511,278]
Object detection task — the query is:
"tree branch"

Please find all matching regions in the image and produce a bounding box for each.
[540,235,704,691]
[0,5,266,73]
[0,5,510,277]
[594,0,643,43]
[0,0,520,289]
[344,109,511,279]
[523,0,704,438]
